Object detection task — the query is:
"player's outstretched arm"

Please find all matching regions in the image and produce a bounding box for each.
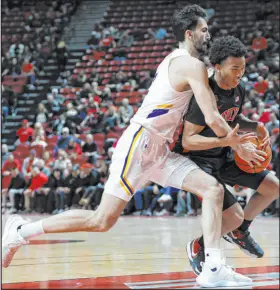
[182,121,255,151]
[184,59,232,137]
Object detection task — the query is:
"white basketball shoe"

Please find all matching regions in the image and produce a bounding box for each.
[196,260,252,287]
[2,215,29,268]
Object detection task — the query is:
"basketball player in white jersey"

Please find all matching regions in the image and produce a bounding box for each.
[3,4,260,287]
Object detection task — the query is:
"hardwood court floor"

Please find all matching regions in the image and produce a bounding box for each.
[2,214,279,289]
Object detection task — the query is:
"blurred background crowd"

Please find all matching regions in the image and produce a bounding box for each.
[1,0,279,217]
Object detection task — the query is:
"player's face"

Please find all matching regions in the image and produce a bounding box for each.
[192,18,210,54]
[217,56,246,89]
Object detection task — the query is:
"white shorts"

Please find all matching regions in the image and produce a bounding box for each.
[104,123,199,201]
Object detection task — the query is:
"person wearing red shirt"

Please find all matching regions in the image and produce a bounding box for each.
[23,167,48,212]
[16,119,34,145]
[251,31,268,51]
[66,138,82,158]
[2,154,21,175]
[254,76,268,95]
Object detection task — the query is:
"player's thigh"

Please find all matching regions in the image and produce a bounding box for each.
[151,152,223,199]
[181,169,224,199]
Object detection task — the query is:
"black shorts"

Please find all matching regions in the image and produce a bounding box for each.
[190,155,269,211]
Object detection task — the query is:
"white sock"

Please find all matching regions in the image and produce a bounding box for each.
[18,220,45,240]
[205,248,223,265]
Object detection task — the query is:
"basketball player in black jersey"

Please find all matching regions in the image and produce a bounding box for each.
[173,36,279,275]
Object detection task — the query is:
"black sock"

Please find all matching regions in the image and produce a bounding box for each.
[197,236,204,248]
[238,219,252,232]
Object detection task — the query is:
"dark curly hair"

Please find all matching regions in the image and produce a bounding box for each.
[171,4,207,42]
[209,36,247,65]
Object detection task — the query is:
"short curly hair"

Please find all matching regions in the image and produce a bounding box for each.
[209,36,247,65]
[171,4,207,42]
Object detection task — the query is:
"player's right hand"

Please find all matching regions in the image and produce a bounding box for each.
[236,142,267,168]
[226,124,256,147]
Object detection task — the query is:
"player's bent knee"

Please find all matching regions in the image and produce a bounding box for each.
[202,182,224,202]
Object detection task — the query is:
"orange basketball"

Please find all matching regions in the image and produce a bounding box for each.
[234,137,272,174]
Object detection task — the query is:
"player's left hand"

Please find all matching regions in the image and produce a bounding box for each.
[257,122,271,147]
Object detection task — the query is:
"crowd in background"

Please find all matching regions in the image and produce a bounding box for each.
[1,0,279,217]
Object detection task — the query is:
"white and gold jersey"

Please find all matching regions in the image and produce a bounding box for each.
[131,49,194,143]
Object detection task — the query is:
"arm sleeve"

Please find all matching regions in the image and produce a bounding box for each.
[184,96,207,126]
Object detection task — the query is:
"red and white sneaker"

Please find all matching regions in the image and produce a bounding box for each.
[186,238,205,276]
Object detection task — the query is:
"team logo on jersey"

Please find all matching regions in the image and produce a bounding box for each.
[235,95,240,103]
[221,107,239,121]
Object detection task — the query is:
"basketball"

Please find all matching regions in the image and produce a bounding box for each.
[234,137,272,173]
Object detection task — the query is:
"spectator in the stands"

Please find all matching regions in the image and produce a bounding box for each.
[22,149,40,180]
[15,119,34,146]
[87,32,99,49]
[33,122,45,140]
[2,144,10,164]
[66,138,82,158]
[82,134,98,164]
[63,164,81,208]
[80,109,104,134]
[56,40,68,72]
[54,127,82,155]
[252,30,268,51]
[254,76,268,95]
[45,94,61,117]
[52,168,67,214]
[118,30,134,47]
[35,103,49,124]
[9,40,25,59]
[71,163,100,208]
[24,166,48,213]
[51,88,65,105]
[266,113,280,134]
[52,113,66,135]
[2,154,21,175]
[31,136,48,149]
[80,82,92,99]
[9,58,22,76]
[65,102,78,118]
[146,27,168,40]
[37,159,51,177]
[42,151,54,169]
[79,163,102,210]
[53,149,72,170]
[3,168,26,213]
[73,72,87,87]
[99,31,116,51]
[103,105,119,132]
[2,95,9,119]
[118,98,134,127]
[258,101,271,124]
[21,57,36,87]
[139,71,153,89]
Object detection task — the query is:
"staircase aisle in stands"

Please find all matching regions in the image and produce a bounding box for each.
[64,0,111,50]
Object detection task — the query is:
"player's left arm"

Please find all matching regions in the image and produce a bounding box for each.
[231,84,270,147]
[232,114,270,147]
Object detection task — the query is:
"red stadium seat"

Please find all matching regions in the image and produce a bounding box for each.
[30,145,44,157]
[107,131,121,139]
[93,133,106,142]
